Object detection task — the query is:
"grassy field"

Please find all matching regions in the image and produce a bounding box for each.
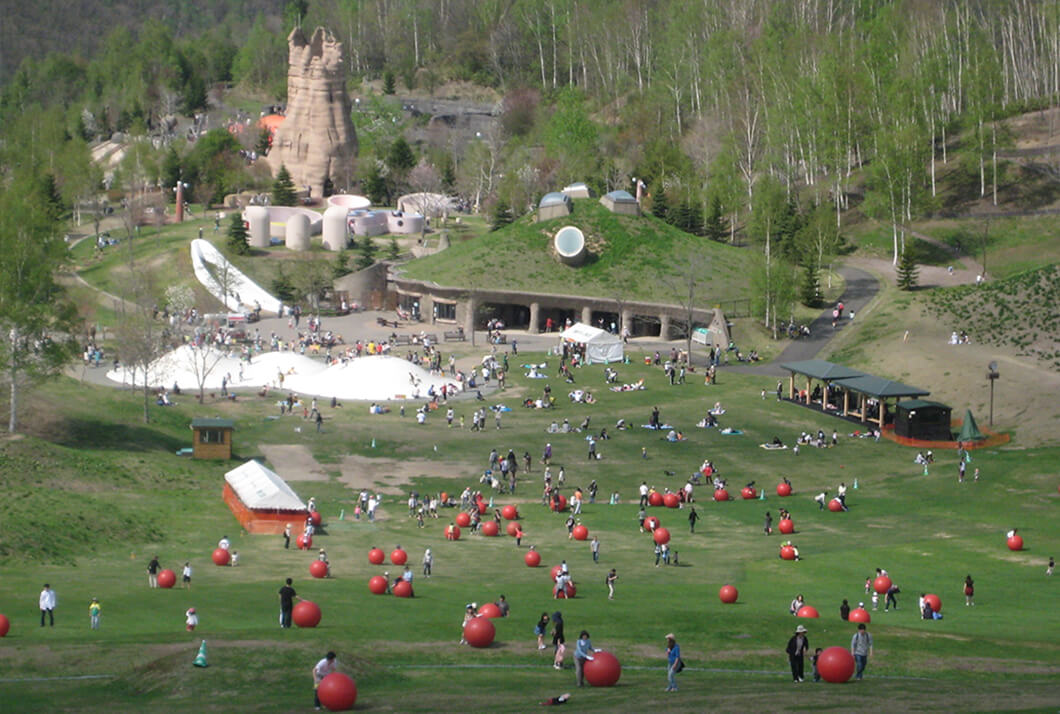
[1,348,1057,713]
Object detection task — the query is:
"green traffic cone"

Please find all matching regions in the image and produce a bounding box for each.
[193,640,208,668]
[339,509,345,521]
[759,489,766,500]
[853,479,859,489]
[923,465,929,476]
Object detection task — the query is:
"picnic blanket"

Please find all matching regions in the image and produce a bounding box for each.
[610,378,645,392]
[759,443,788,450]
[720,428,743,435]
[642,424,675,430]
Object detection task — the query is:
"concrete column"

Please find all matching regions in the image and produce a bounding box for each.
[581,306,592,325]
[620,308,632,336]
[464,296,478,337]
[528,302,540,334]
[659,314,671,340]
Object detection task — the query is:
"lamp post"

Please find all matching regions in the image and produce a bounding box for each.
[987,361,999,426]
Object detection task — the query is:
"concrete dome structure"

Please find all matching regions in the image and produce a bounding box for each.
[267,206,322,240]
[538,192,573,221]
[387,211,425,234]
[554,225,587,266]
[349,209,388,237]
[562,182,591,199]
[600,190,640,216]
[327,194,371,211]
[322,205,350,251]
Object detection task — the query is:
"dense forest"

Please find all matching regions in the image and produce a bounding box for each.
[2,0,1058,329]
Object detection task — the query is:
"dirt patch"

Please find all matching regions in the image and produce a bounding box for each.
[337,453,479,495]
[258,444,330,481]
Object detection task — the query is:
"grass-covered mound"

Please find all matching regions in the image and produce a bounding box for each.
[401,199,754,302]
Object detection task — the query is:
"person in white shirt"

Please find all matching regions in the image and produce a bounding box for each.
[218,536,231,550]
[40,584,57,626]
[312,651,338,710]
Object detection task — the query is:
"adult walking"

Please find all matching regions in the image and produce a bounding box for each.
[551,612,566,669]
[422,548,433,578]
[312,651,338,710]
[279,577,300,628]
[785,624,810,682]
[605,569,618,600]
[39,584,57,627]
[850,623,874,680]
[590,536,600,563]
[573,630,600,687]
[665,633,682,692]
[147,555,161,588]
[688,506,699,533]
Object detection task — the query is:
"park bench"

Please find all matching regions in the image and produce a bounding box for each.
[392,335,413,346]
[377,316,401,328]
[443,330,466,342]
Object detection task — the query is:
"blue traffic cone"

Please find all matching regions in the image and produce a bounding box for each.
[853,479,859,489]
[193,640,208,668]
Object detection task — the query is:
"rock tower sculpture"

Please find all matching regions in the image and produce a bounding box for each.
[269,27,358,199]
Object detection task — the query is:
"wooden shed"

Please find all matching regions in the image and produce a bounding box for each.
[191,418,235,460]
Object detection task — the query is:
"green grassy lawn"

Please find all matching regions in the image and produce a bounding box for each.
[1,349,1057,712]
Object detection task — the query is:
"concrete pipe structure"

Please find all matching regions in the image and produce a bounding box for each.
[323,205,350,251]
[285,213,311,251]
[554,225,586,266]
[386,210,425,234]
[246,206,270,249]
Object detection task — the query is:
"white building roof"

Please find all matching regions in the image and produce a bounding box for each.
[224,459,306,511]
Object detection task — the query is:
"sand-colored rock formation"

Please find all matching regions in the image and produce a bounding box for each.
[269,27,357,199]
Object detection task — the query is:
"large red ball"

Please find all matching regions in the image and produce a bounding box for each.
[390,548,408,565]
[481,521,499,537]
[368,575,388,594]
[393,580,413,598]
[873,576,892,594]
[525,550,542,567]
[644,516,660,531]
[583,650,621,687]
[776,482,792,497]
[719,585,738,603]
[648,491,664,507]
[0,614,9,637]
[368,548,385,565]
[463,616,495,647]
[663,492,680,508]
[924,593,942,613]
[550,564,564,582]
[653,527,671,545]
[292,600,322,628]
[478,603,503,618]
[455,512,471,528]
[1007,535,1024,551]
[446,525,461,540]
[157,569,176,588]
[849,608,871,623]
[310,560,329,578]
[506,521,521,537]
[797,605,820,618]
[212,548,231,566]
[309,511,322,527]
[828,499,843,512]
[477,501,488,514]
[551,494,568,512]
[555,582,577,599]
[778,519,794,534]
[817,646,855,683]
[317,672,357,711]
[780,546,796,560]
[741,487,757,500]
[572,524,589,541]
[296,534,313,550]
[714,489,730,502]
[501,505,518,520]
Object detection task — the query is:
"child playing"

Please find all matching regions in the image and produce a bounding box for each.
[88,598,101,630]
[185,607,198,631]
[811,648,823,682]
[871,591,879,610]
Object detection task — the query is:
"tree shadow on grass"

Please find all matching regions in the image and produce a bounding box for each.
[51,417,186,453]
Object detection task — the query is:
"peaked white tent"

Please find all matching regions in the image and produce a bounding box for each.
[560,322,624,364]
[223,460,307,533]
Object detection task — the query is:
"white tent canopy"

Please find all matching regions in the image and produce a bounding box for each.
[224,460,306,511]
[560,322,624,364]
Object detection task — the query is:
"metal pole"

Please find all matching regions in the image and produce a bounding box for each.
[989,378,994,426]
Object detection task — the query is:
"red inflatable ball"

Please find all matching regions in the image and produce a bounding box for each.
[296,534,312,550]
[653,527,671,546]
[828,499,844,512]
[478,602,503,619]
[714,489,730,502]
[1007,534,1024,551]
[368,575,388,594]
[309,511,322,527]
[390,548,408,565]
[0,614,9,637]
[317,672,357,711]
[551,494,568,512]
[477,500,488,514]
[463,616,496,648]
[741,487,757,500]
[481,521,499,537]
[648,491,664,507]
[550,564,564,582]
[501,505,518,520]
[923,593,942,613]
[455,512,471,528]
[506,521,521,537]
[368,548,385,565]
[525,550,542,567]
[445,525,461,540]
[817,646,855,683]
[572,524,589,541]
[440,491,448,503]
[157,569,177,589]
[555,582,577,599]
[719,585,739,604]
[663,492,680,508]
[644,516,661,531]
[776,482,792,497]
[309,560,329,578]
[780,545,796,560]
[797,605,820,618]
[778,519,794,535]
[583,650,622,687]
[873,575,892,594]
[212,548,231,566]
[292,600,322,628]
[849,608,871,623]
[393,580,413,598]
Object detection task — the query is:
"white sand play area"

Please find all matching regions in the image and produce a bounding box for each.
[107,347,464,401]
[190,239,283,315]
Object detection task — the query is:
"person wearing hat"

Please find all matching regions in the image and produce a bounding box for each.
[185,606,198,631]
[786,624,810,682]
[458,604,476,644]
[665,633,682,692]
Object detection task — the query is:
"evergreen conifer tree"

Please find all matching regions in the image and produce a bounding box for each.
[357,236,377,269]
[799,262,820,306]
[491,199,514,231]
[383,70,396,95]
[388,238,400,261]
[271,165,297,206]
[651,185,669,221]
[704,194,729,242]
[226,212,251,255]
[896,247,919,290]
